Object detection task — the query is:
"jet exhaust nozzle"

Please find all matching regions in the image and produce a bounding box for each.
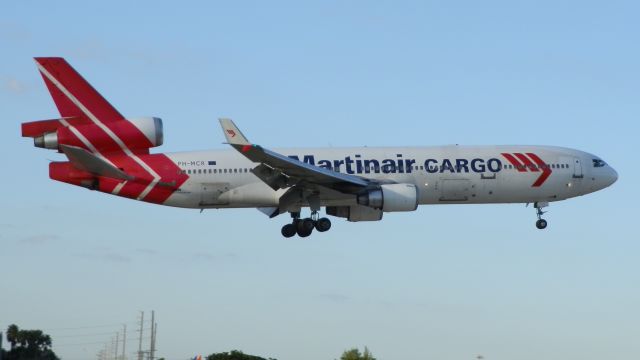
[34,132,59,149]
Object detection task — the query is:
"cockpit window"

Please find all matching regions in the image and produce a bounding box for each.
[593,159,606,167]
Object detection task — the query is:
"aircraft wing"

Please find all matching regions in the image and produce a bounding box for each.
[219,118,372,193]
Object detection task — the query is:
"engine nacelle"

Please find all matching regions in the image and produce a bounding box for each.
[26,117,163,152]
[326,205,383,222]
[128,117,164,148]
[357,184,418,212]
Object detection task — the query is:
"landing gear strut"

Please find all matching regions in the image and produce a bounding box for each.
[281,210,332,238]
[534,202,548,230]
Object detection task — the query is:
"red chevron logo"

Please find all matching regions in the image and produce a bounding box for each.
[501,152,552,187]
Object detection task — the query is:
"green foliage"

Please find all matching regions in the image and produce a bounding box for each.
[206,350,276,360]
[2,324,59,360]
[339,347,376,360]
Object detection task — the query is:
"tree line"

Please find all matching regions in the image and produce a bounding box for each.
[1,325,376,360]
[202,347,375,360]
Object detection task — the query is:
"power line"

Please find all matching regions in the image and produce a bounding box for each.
[42,323,127,331]
[53,331,120,338]
[54,337,150,347]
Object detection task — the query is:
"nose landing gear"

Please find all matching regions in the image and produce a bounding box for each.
[281,211,332,238]
[534,202,548,230]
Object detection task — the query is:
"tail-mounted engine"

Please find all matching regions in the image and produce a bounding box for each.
[22,117,164,153]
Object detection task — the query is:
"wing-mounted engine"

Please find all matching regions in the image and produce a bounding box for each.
[326,184,418,222]
[356,183,419,212]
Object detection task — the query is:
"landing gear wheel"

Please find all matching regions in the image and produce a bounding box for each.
[536,219,548,230]
[296,218,315,237]
[281,223,297,238]
[315,217,332,232]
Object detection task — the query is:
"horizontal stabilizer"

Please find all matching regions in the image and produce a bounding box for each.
[60,145,133,181]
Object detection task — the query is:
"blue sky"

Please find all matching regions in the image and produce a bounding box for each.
[0,1,637,359]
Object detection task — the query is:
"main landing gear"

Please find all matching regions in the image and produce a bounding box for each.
[281,211,332,238]
[534,202,548,230]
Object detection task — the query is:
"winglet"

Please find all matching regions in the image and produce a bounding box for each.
[219,118,250,146]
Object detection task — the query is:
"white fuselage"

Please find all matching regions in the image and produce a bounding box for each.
[162,145,617,210]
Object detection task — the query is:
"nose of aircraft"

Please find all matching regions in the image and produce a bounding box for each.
[606,167,619,187]
[598,166,619,190]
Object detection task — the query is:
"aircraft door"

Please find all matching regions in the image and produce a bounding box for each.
[573,158,583,178]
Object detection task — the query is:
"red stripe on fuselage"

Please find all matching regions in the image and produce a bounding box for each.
[526,153,552,187]
[501,153,527,172]
[135,153,189,204]
[514,153,539,172]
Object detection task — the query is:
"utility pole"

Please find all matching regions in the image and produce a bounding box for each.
[150,321,157,360]
[137,311,144,360]
[122,324,127,360]
[1,331,4,360]
[149,310,155,360]
[112,336,116,360]
[115,332,119,360]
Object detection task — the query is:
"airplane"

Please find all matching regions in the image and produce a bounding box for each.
[21,58,618,237]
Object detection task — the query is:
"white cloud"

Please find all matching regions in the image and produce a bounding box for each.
[20,234,58,245]
[3,77,28,94]
[73,249,132,263]
[318,293,350,303]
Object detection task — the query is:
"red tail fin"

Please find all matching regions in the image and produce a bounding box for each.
[34,57,124,124]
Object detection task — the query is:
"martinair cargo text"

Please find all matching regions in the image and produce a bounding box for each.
[22,58,618,237]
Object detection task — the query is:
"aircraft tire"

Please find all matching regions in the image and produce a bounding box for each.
[281,223,297,238]
[297,218,315,237]
[298,228,312,237]
[315,218,332,232]
[536,219,548,229]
